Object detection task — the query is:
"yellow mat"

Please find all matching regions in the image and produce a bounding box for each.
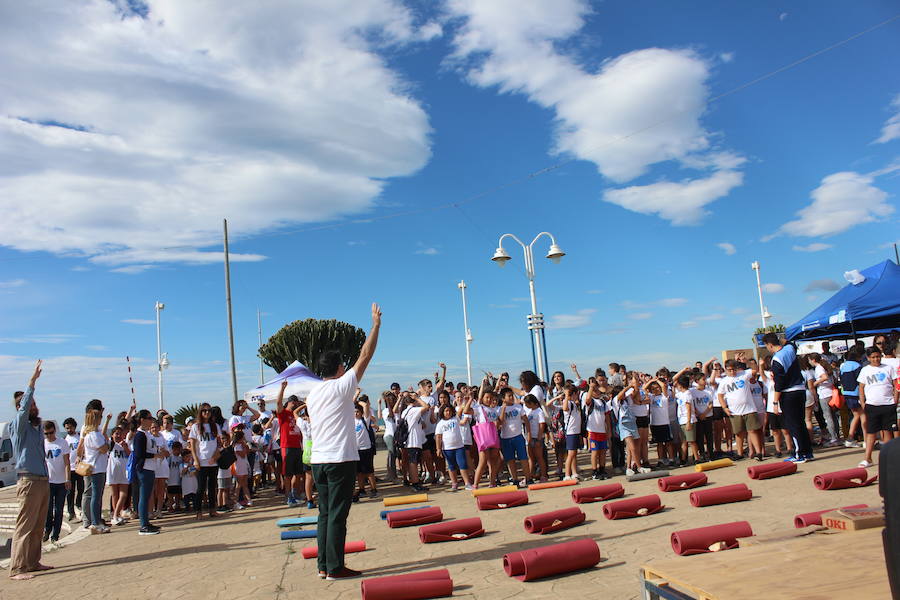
[471,485,518,497]
[382,493,428,507]
[694,458,734,472]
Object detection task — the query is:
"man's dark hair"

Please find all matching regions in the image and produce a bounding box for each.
[137,409,153,420]
[519,370,539,391]
[761,332,781,347]
[676,375,691,389]
[13,391,24,407]
[866,346,883,357]
[318,350,343,378]
[63,417,77,428]
[85,398,103,412]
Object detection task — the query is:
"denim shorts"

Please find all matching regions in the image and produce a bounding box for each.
[500,435,527,461]
[443,447,468,472]
[565,434,582,452]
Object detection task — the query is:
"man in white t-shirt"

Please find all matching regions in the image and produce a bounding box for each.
[306,303,381,582]
[42,421,71,543]
[717,360,764,461]
[857,346,899,468]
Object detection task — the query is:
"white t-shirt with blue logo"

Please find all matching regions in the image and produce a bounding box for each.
[44,437,70,484]
[355,417,372,451]
[435,417,465,450]
[717,371,757,416]
[676,390,697,425]
[649,394,669,426]
[858,364,898,406]
[499,404,525,439]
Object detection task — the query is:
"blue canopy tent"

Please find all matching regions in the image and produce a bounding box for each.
[785,260,900,341]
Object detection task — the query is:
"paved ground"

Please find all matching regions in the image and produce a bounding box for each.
[0,445,886,600]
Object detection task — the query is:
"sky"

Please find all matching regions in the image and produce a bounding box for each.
[1,0,898,426]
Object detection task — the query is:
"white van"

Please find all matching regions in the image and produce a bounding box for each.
[0,422,16,488]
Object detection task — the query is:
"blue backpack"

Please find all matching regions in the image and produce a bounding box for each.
[125,451,137,483]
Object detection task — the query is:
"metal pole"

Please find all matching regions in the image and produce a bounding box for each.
[458,281,473,385]
[155,301,163,411]
[224,219,239,405]
[894,243,899,265]
[524,246,547,382]
[752,261,767,329]
[257,307,264,385]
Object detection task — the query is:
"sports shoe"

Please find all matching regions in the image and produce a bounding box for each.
[326,567,362,581]
[450,483,458,492]
[638,467,652,474]
[591,470,600,480]
[307,501,316,509]
[368,489,378,499]
[90,525,110,534]
[233,503,245,511]
[318,571,326,580]
[784,456,807,464]
[845,440,861,448]
[858,459,873,468]
[412,483,429,492]
[825,439,841,448]
[138,526,160,536]
[625,468,635,477]
[464,484,475,491]
[42,530,50,542]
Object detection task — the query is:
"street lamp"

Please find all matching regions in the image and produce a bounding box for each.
[490,232,565,382]
[155,301,166,411]
[458,281,474,385]
[750,261,769,329]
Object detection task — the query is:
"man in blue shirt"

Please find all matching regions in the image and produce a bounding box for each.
[9,360,52,580]
[763,335,814,463]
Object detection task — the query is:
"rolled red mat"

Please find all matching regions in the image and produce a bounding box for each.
[301,540,366,559]
[747,461,797,480]
[572,483,625,503]
[502,538,601,581]
[813,468,878,490]
[419,518,484,543]
[793,503,868,528]
[476,490,529,510]
[361,569,453,600]
[386,506,443,528]
[523,507,585,534]
[657,472,708,492]
[689,484,752,507]
[670,521,753,556]
[602,494,664,519]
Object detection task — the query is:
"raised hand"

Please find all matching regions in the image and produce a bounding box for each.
[438,362,446,370]
[280,380,289,390]
[29,359,43,387]
[371,302,382,327]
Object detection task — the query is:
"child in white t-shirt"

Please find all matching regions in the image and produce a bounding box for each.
[217,430,234,511]
[582,379,612,480]
[166,441,183,512]
[232,428,252,510]
[857,347,900,468]
[180,450,198,512]
[106,426,131,524]
[42,420,71,542]
[498,388,530,487]
[435,402,473,490]
[674,376,699,464]
[149,420,169,519]
[523,394,548,483]
[644,378,672,467]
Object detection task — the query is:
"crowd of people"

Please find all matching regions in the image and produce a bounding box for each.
[7,326,898,581]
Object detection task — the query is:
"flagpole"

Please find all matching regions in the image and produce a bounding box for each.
[224,219,239,405]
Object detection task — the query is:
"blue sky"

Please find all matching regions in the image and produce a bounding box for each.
[1,1,898,426]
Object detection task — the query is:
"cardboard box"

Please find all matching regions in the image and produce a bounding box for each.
[822,506,884,531]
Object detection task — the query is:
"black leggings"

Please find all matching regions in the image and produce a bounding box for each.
[695,419,714,457]
[67,471,84,516]
[197,466,218,513]
[781,390,812,458]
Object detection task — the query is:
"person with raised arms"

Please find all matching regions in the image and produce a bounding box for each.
[307,303,381,581]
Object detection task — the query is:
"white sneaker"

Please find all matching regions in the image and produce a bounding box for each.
[233,503,245,511]
[858,460,873,468]
[626,468,635,477]
[844,440,861,448]
[638,467,652,474]
[825,439,841,448]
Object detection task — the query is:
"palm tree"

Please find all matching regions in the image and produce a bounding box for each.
[172,403,200,427]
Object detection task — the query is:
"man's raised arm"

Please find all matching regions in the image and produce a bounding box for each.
[352,303,382,382]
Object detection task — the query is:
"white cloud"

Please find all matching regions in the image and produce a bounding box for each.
[719,52,734,63]
[547,308,596,329]
[488,303,516,309]
[445,0,744,223]
[622,298,687,309]
[696,313,724,321]
[805,279,841,292]
[85,345,108,351]
[731,307,749,315]
[716,242,736,255]
[762,283,785,293]
[110,265,157,275]
[658,298,688,307]
[585,289,604,295]
[875,94,900,144]
[779,12,788,21]
[121,319,155,325]
[415,247,440,255]
[775,172,893,238]
[792,242,833,252]
[680,321,698,329]
[0,334,80,344]
[0,278,26,288]
[604,170,744,225]
[628,312,653,320]
[0,1,434,268]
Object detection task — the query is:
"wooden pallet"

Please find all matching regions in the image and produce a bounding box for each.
[641,527,889,600]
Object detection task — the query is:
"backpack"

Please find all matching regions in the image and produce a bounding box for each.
[393,407,411,454]
[839,363,863,395]
[364,418,377,455]
[125,450,137,483]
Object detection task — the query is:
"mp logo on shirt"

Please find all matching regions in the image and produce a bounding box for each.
[45,447,62,459]
[723,380,745,394]
[867,372,888,384]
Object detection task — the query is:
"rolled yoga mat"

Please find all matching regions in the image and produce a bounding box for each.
[695,458,734,472]
[523,506,585,534]
[602,494,664,519]
[276,516,318,527]
[528,479,578,491]
[670,521,754,556]
[626,470,670,482]
[476,491,529,510]
[689,483,752,507]
[280,529,317,540]
[813,468,878,490]
[361,568,453,600]
[747,461,797,480]
[301,540,366,559]
[387,506,444,528]
[572,483,625,504]
[471,485,518,497]
[658,472,708,492]
[503,537,601,581]
[419,517,484,543]
[384,493,429,507]
[793,504,868,528]
[381,505,434,520]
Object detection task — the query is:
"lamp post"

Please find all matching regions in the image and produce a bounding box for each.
[155,301,168,411]
[458,281,474,385]
[491,232,565,382]
[750,261,770,329]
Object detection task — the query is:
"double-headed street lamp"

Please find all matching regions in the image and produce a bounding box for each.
[491,232,565,383]
[750,261,772,329]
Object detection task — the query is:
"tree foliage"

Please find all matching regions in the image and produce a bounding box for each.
[258,318,366,376]
[753,323,785,335]
[172,403,200,427]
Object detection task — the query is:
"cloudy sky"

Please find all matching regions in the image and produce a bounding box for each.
[1,0,898,425]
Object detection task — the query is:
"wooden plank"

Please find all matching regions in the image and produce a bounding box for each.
[641,528,889,600]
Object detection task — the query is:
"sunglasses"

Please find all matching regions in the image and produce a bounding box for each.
[201,409,210,413]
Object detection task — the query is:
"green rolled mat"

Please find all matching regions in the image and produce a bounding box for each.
[281,529,317,540]
[626,470,670,482]
[277,517,318,527]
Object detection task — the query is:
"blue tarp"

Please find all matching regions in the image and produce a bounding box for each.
[785,260,900,341]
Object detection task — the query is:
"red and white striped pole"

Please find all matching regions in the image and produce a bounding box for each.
[126,356,136,407]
